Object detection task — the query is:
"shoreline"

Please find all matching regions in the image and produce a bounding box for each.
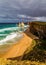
[0,28,39,58]
[1,30,33,58]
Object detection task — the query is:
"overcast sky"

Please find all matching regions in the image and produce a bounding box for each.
[0,0,46,19]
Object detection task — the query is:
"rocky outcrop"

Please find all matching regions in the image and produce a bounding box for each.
[29,21,46,39]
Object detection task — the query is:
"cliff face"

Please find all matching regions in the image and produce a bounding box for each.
[29,21,46,39]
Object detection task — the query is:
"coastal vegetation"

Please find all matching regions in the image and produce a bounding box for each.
[0,59,46,65]
[22,39,46,62]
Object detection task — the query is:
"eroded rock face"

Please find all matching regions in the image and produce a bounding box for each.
[29,21,46,39]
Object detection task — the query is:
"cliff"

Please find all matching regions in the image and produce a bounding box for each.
[29,21,46,39]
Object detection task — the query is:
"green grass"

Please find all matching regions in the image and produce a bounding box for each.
[35,39,46,50]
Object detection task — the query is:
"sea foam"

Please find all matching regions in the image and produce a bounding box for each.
[0,32,23,45]
[0,27,19,32]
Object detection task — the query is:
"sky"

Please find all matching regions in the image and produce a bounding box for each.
[0,0,46,21]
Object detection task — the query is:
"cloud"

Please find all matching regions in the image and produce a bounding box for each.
[0,0,46,19]
[17,14,32,19]
[35,17,46,21]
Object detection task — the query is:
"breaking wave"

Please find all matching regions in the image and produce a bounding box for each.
[0,27,19,32]
[0,32,23,45]
[0,25,28,45]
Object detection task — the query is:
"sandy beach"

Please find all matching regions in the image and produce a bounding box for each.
[1,31,33,59]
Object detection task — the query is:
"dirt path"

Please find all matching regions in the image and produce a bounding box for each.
[2,32,33,58]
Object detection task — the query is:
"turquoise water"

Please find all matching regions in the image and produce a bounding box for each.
[0,23,28,45]
[0,23,18,40]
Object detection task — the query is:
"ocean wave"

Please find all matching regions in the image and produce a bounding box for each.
[0,25,28,33]
[0,27,20,32]
[0,34,8,36]
[0,32,23,45]
[0,25,28,45]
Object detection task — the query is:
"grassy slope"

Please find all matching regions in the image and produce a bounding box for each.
[22,39,46,62]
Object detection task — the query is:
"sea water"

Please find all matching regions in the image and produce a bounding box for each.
[0,23,28,45]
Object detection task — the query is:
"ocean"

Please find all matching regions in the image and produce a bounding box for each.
[0,23,28,45]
